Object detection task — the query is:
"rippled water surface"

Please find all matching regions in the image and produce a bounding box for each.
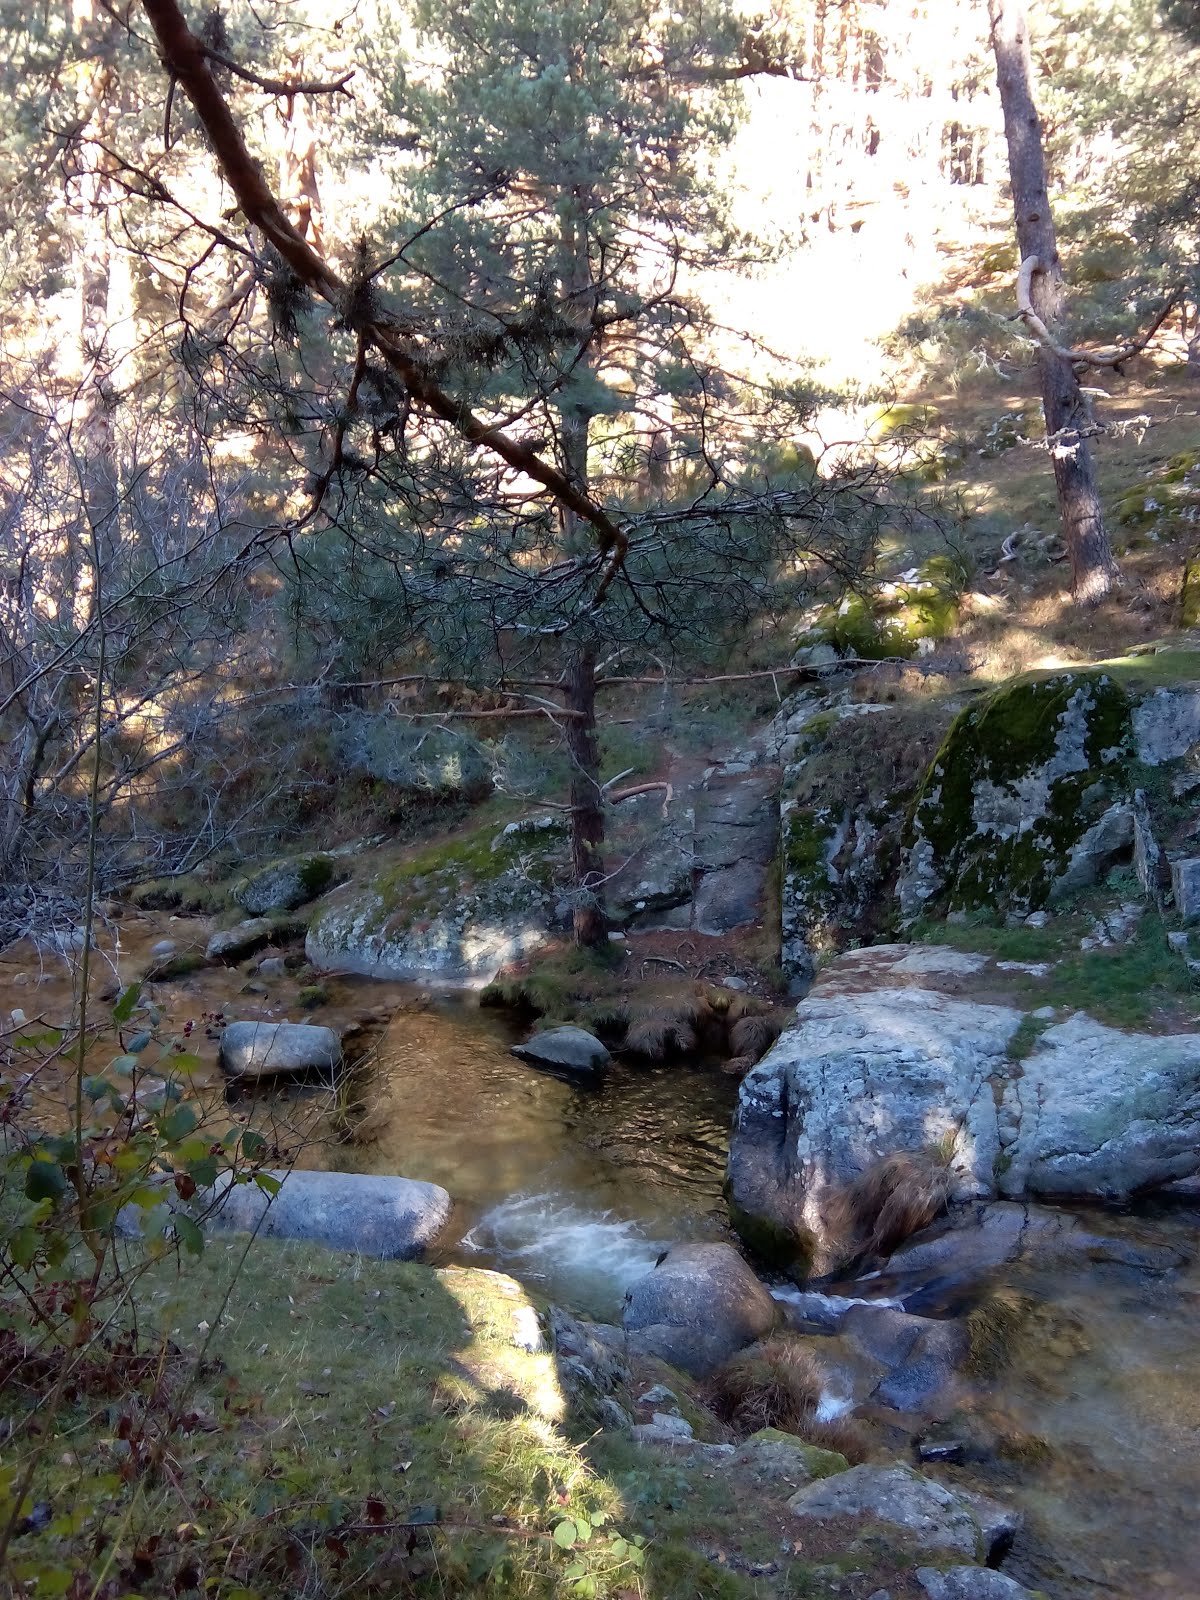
[333,996,1200,1598]
[339,997,738,1315]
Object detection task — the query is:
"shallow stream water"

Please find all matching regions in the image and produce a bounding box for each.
[333,996,1200,1600]
[337,996,739,1316]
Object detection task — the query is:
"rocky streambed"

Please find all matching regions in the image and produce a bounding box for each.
[5,906,1200,1598]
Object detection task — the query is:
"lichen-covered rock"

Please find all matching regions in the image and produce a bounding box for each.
[622,1242,777,1377]
[727,945,1200,1273]
[338,715,493,803]
[787,1464,1018,1562]
[774,698,956,985]
[899,671,1133,918]
[233,854,339,915]
[734,1428,849,1483]
[305,819,567,985]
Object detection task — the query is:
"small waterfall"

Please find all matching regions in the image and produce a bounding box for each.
[461,1191,666,1314]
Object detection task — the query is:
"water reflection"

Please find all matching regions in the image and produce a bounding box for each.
[337,996,738,1315]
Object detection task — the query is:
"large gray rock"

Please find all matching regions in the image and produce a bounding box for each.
[728,949,1021,1274]
[339,716,493,802]
[305,820,564,985]
[997,1011,1200,1197]
[787,1465,1018,1563]
[205,1168,450,1258]
[512,1026,610,1073]
[622,1242,777,1377]
[219,1021,342,1080]
[206,918,275,964]
[916,1568,1035,1600]
[728,946,1200,1272]
[234,854,338,915]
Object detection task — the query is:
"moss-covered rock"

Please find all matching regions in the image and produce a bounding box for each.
[233,853,340,915]
[780,802,844,981]
[795,566,963,664]
[898,671,1134,917]
[305,817,569,984]
[1116,451,1200,543]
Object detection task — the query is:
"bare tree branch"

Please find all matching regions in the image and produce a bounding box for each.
[1016,254,1181,370]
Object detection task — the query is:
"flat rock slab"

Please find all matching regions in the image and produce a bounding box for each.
[512,1026,610,1073]
[207,919,275,963]
[623,1241,777,1378]
[219,1021,341,1080]
[916,1569,1035,1600]
[788,1464,1018,1563]
[692,771,780,935]
[205,1169,451,1259]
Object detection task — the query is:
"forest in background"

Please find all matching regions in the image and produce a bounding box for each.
[1,0,1198,949]
[3,6,1200,1592]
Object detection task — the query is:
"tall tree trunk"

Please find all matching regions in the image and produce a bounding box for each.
[67,2,120,622]
[988,0,1120,604]
[563,643,607,947]
[559,204,608,948]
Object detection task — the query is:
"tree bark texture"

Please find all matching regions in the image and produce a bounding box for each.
[988,0,1120,604]
[558,206,608,948]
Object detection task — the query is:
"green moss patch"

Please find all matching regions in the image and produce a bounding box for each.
[906,670,1132,913]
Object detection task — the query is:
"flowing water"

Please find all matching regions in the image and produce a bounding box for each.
[337,996,739,1316]
[332,997,1200,1598]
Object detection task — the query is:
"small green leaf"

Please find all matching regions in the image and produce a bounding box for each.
[553,1519,577,1549]
[112,983,142,1024]
[126,1030,152,1054]
[25,1160,68,1203]
[174,1214,204,1256]
[13,1028,63,1050]
[110,1054,140,1075]
[168,1051,202,1074]
[241,1129,266,1157]
[253,1172,282,1197]
[186,1156,219,1189]
[159,1103,198,1142]
[9,1226,39,1269]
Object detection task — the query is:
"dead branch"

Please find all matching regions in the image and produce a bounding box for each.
[606,780,673,814]
[1016,255,1180,370]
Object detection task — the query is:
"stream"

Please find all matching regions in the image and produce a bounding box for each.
[333,995,1200,1600]
[4,927,1198,1600]
[336,996,739,1316]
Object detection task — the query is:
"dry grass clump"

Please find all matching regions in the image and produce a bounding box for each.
[624,996,703,1059]
[728,1011,783,1062]
[829,1148,953,1263]
[796,1414,872,1465]
[707,1338,826,1435]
